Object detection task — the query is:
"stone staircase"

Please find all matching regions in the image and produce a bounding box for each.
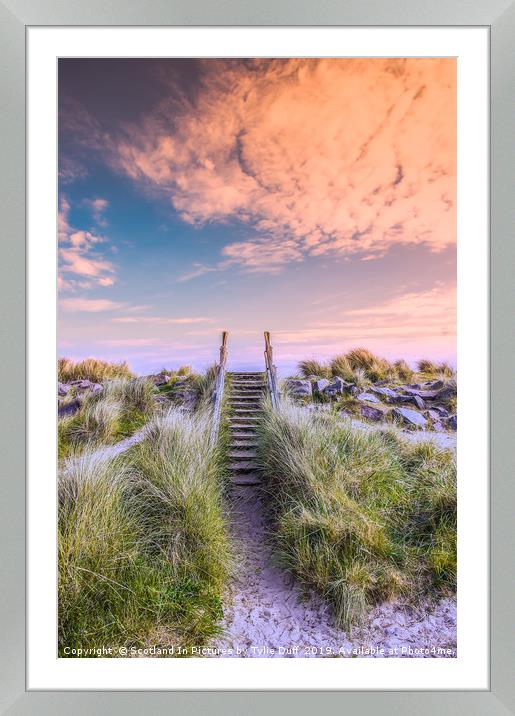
[226,372,265,486]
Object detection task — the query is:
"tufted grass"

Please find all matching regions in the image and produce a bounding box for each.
[298,359,332,380]
[58,357,134,383]
[58,378,157,460]
[297,349,456,387]
[258,397,456,630]
[58,408,232,656]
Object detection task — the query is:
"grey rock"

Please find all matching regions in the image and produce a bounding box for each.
[286,379,312,397]
[412,394,425,410]
[314,378,330,393]
[331,376,346,391]
[394,393,426,410]
[403,387,439,399]
[371,386,398,400]
[69,379,97,389]
[426,409,442,421]
[58,398,82,418]
[356,392,381,403]
[423,379,444,390]
[148,372,169,387]
[447,414,457,430]
[435,385,456,403]
[64,379,102,395]
[393,407,428,429]
[58,382,70,396]
[360,405,386,422]
[323,376,350,397]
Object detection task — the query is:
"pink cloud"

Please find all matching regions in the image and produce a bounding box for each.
[83,197,109,226]
[58,196,116,289]
[113,58,456,272]
[112,316,214,325]
[271,283,456,359]
[58,156,88,184]
[60,298,126,312]
[176,263,217,282]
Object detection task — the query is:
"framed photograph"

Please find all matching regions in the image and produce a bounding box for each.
[1,1,514,714]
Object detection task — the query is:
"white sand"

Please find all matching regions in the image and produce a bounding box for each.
[213,483,456,658]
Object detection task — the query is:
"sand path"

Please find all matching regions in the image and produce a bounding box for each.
[213,483,457,658]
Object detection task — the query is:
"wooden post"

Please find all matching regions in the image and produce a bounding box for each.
[264,331,279,410]
[209,331,228,448]
[220,330,228,366]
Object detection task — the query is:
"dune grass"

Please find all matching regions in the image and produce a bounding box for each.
[297,348,455,386]
[190,363,219,410]
[393,359,415,383]
[258,397,456,630]
[298,359,332,380]
[58,378,157,460]
[58,408,232,656]
[58,357,134,383]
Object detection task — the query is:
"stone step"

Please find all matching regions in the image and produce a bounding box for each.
[228,377,264,381]
[231,400,262,405]
[230,440,259,448]
[230,392,263,398]
[231,473,262,486]
[229,460,259,471]
[230,404,261,410]
[229,418,260,425]
[229,425,258,431]
[231,380,264,387]
[229,449,258,458]
[228,372,264,376]
[230,431,258,439]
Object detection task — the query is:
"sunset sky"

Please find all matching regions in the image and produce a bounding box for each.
[58,58,456,374]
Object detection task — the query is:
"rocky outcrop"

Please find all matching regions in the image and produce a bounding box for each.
[356,392,381,404]
[286,379,312,398]
[287,371,456,433]
[58,398,82,418]
[371,386,399,400]
[360,405,388,422]
[58,382,69,396]
[313,378,330,394]
[57,380,103,417]
[393,407,428,429]
[146,372,169,387]
[447,415,457,430]
[324,377,354,398]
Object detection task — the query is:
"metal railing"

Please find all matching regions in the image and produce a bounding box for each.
[209,331,228,447]
[264,331,280,410]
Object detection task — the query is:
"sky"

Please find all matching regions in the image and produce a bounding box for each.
[58,58,456,375]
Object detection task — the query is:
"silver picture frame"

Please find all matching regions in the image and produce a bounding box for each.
[1,0,513,713]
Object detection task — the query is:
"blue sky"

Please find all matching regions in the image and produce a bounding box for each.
[58,58,456,375]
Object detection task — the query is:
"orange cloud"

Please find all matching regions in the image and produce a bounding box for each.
[58,196,116,289]
[114,58,456,271]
